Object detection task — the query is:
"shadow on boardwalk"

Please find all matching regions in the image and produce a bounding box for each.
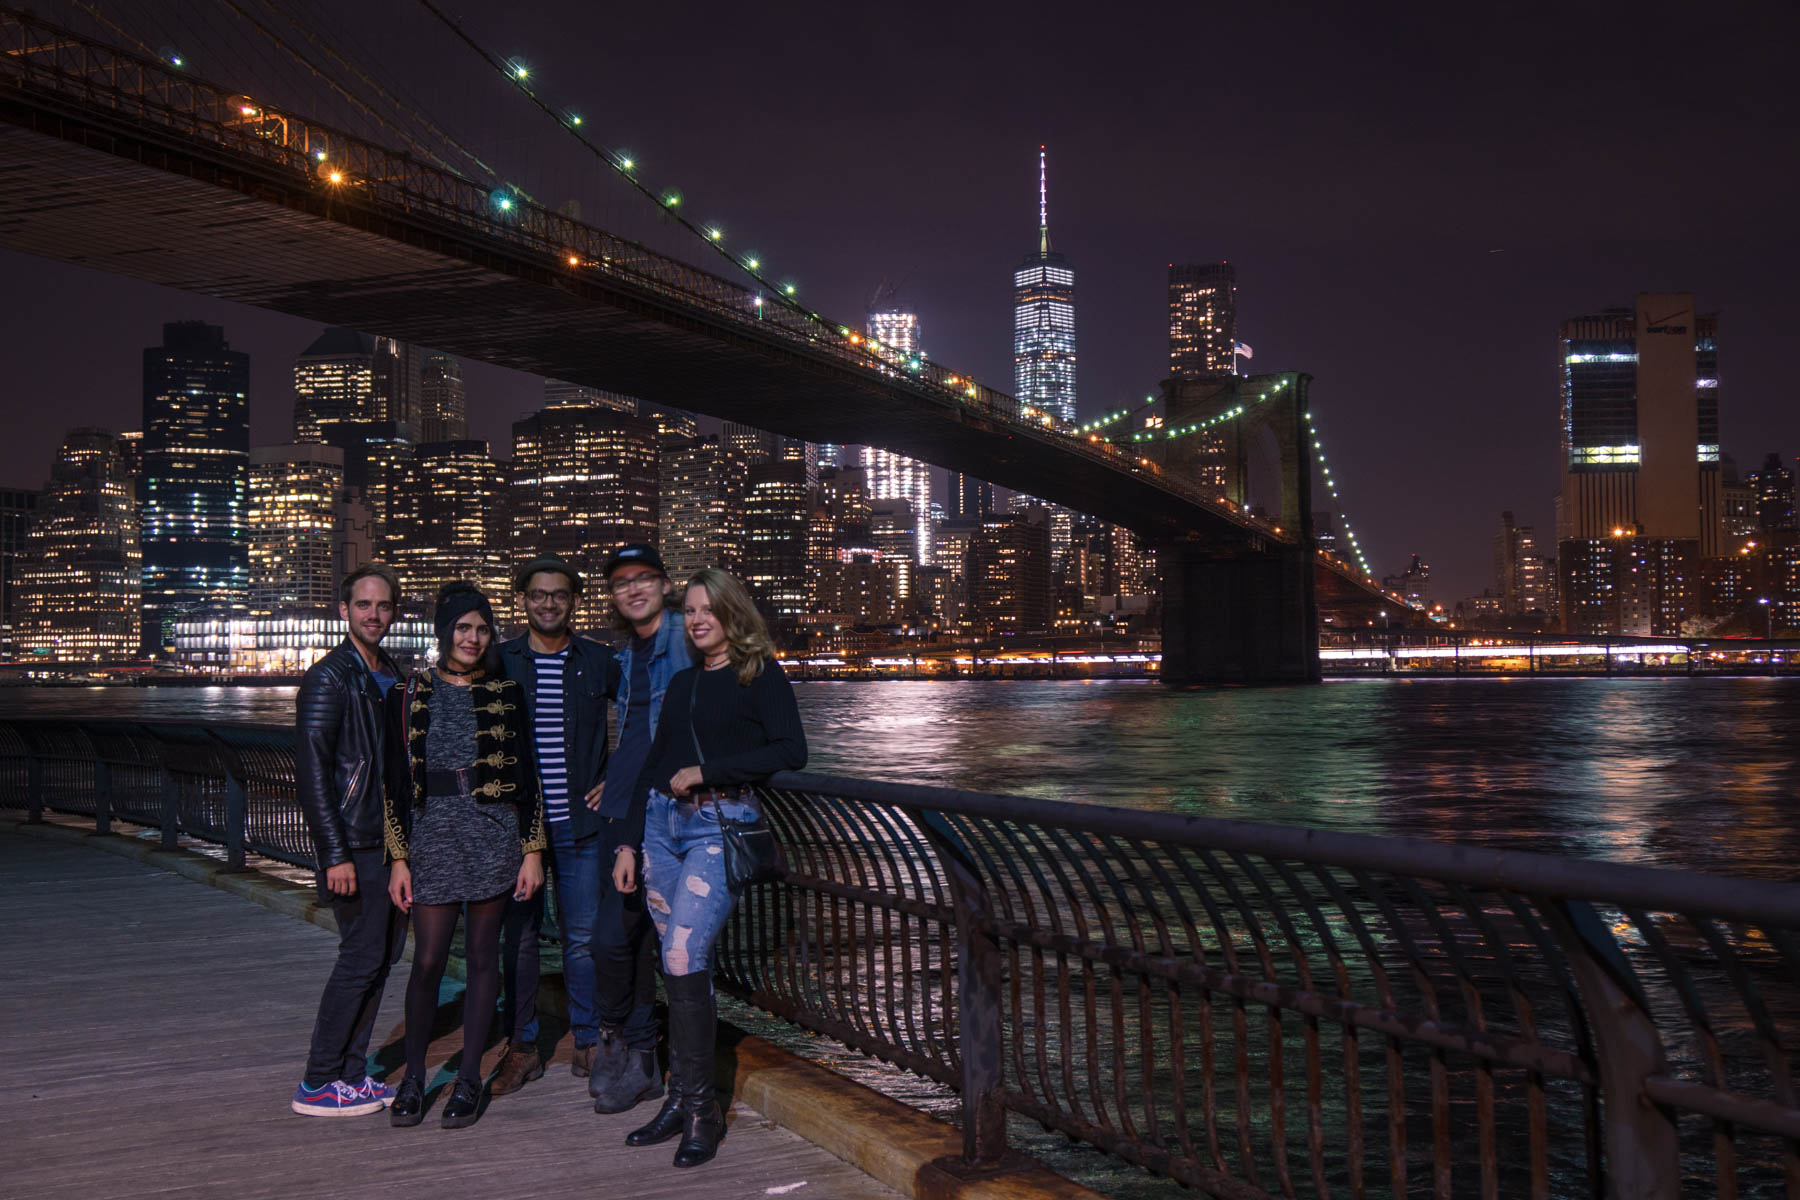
[0,830,898,1199]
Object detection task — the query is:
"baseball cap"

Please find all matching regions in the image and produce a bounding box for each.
[603,543,666,580]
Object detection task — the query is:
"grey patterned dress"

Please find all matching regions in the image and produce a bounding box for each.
[408,679,522,905]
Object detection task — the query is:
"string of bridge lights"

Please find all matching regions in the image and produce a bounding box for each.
[414,0,823,324]
[1127,377,1293,443]
[1075,396,1158,436]
[1305,410,1374,577]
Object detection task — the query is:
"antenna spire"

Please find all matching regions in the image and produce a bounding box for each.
[1038,145,1049,255]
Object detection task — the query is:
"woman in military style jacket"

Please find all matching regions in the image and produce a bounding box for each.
[382,582,545,1130]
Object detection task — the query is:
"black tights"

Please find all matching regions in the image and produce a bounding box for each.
[404,894,508,1084]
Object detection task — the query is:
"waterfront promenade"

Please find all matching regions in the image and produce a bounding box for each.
[2,830,903,1200]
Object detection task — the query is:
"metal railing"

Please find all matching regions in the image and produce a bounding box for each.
[5,716,1797,1198]
[0,7,1277,545]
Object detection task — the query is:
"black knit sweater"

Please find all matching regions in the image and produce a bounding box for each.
[622,658,807,848]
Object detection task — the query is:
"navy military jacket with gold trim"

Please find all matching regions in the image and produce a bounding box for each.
[383,670,547,861]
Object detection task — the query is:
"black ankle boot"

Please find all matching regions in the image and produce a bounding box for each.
[625,1088,684,1145]
[662,971,724,1167]
[672,1096,726,1168]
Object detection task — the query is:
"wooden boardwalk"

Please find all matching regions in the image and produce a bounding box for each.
[0,830,900,1200]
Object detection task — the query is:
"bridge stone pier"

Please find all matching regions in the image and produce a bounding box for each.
[1160,538,1320,684]
[1156,373,1322,684]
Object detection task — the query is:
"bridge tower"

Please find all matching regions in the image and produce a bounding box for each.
[1155,372,1320,684]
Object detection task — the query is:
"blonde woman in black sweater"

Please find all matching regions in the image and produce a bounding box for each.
[612,567,806,1167]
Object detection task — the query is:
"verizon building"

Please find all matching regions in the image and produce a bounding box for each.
[1556,293,1720,634]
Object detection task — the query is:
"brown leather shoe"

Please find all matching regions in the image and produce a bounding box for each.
[570,1043,596,1078]
[489,1042,544,1097]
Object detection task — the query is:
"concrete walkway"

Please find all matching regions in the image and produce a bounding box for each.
[0,830,900,1199]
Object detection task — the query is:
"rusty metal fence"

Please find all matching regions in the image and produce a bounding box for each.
[5,717,1797,1198]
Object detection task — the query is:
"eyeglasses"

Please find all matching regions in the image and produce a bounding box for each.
[525,589,573,605]
[610,574,663,594]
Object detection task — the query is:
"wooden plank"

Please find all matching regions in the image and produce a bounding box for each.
[0,833,899,1199]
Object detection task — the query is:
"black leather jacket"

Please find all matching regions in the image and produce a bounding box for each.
[296,638,398,868]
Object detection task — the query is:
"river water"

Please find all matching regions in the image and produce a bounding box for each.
[4,676,1796,880]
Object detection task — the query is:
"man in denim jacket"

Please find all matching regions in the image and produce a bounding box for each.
[585,543,694,1113]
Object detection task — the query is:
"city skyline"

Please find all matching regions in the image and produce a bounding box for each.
[1,2,1795,605]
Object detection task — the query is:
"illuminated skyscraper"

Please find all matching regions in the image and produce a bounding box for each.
[742,459,811,633]
[640,404,700,447]
[511,405,660,609]
[15,428,140,662]
[857,309,932,561]
[248,444,345,614]
[1013,147,1076,426]
[1494,511,1550,618]
[141,321,249,656]
[544,378,637,413]
[388,440,508,601]
[1556,294,1720,634]
[292,328,410,443]
[0,487,36,656]
[1749,452,1795,532]
[323,421,416,557]
[868,311,920,356]
[1168,263,1238,378]
[661,436,747,579]
[965,509,1052,637]
[949,473,994,519]
[419,353,467,443]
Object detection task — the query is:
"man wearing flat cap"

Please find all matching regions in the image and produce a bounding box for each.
[490,554,620,1095]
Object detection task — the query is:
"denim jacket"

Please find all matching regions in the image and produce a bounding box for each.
[604,611,687,827]
[605,608,691,817]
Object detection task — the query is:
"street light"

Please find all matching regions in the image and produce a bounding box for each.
[1759,597,1772,640]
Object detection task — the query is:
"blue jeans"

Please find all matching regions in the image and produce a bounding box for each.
[502,822,601,1046]
[641,790,752,977]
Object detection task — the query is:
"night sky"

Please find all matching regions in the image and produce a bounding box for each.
[2,1,1795,603]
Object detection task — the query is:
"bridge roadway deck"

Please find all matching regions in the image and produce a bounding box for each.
[0,830,900,1200]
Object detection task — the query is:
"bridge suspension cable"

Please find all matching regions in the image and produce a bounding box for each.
[412,0,816,323]
[214,0,511,190]
[1304,410,1375,578]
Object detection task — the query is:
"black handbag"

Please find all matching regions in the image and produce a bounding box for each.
[688,674,785,893]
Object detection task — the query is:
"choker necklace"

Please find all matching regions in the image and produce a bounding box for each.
[703,651,730,670]
[437,663,477,679]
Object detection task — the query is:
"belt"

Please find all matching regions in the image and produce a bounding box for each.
[685,786,750,806]
[427,766,476,796]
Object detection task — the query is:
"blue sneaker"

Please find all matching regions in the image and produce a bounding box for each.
[356,1076,397,1108]
[291,1079,384,1117]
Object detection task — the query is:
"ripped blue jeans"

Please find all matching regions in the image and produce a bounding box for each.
[641,789,756,977]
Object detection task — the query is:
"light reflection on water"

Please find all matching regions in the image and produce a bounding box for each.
[4,676,1797,878]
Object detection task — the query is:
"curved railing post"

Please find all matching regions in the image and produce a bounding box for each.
[92,746,112,835]
[917,807,1008,1166]
[26,746,43,823]
[155,727,180,850]
[204,731,249,870]
[1540,897,1681,1199]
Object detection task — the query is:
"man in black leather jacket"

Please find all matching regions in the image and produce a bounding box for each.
[291,563,409,1118]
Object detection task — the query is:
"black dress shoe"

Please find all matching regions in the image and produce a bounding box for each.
[441,1077,483,1129]
[389,1076,425,1127]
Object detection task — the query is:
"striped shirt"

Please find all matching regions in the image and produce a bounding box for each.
[531,647,571,824]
